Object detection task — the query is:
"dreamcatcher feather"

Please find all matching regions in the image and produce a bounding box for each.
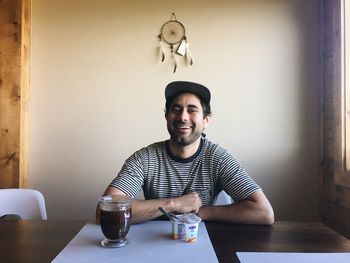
[158,13,193,73]
[183,37,193,65]
[158,34,165,62]
[171,45,177,73]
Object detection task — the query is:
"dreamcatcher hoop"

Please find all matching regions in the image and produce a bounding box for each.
[158,13,193,73]
[160,13,186,45]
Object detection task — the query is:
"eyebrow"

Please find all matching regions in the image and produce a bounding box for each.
[171,103,200,109]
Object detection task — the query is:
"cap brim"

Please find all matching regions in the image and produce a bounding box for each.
[165,81,211,105]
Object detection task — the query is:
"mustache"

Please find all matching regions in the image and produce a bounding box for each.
[172,121,193,126]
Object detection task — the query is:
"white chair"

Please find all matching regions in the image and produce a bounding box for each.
[213,190,233,206]
[0,189,47,219]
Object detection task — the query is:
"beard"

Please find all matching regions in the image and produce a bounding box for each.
[167,121,203,146]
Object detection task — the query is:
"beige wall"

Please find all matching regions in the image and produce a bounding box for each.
[29,0,321,220]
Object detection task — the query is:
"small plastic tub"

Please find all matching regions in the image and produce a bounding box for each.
[171,213,201,242]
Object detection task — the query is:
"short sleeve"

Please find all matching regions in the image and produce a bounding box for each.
[217,151,261,201]
[109,150,147,198]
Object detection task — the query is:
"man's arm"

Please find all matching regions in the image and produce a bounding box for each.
[96,186,202,224]
[197,190,274,225]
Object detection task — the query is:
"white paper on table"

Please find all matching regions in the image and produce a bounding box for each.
[237,252,350,263]
[53,221,218,263]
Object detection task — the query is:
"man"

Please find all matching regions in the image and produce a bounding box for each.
[98,81,274,225]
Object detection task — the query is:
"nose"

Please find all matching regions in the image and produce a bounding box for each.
[178,109,189,121]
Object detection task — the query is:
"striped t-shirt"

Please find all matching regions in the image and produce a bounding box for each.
[110,137,260,205]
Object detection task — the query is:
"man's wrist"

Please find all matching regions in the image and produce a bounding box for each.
[165,198,176,212]
[198,206,210,220]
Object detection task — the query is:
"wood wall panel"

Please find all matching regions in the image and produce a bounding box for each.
[0,0,30,188]
[19,0,30,188]
[322,0,350,238]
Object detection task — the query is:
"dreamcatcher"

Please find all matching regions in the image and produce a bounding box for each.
[158,13,193,73]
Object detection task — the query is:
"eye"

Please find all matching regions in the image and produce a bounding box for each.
[171,107,181,114]
[188,107,199,113]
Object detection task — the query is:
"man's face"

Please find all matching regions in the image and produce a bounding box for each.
[165,92,210,146]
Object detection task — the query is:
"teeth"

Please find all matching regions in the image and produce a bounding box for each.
[174,123,192,129]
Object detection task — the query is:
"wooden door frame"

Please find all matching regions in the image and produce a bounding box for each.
[0,0,30,188]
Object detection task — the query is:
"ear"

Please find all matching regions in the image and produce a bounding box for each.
[203,115,211,129]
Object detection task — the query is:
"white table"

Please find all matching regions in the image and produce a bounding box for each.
[53,221,218,263]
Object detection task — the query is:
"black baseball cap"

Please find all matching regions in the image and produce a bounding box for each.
[165,81,211,105]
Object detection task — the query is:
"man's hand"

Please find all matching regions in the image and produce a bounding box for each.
[171,192,203,214]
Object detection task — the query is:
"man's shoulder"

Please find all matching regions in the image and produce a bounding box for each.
[135,140,166,154]
[126,141,166,163]
[201,137,241,162]
[202,138,227,154]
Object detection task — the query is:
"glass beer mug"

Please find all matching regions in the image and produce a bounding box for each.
[99,195,132,248]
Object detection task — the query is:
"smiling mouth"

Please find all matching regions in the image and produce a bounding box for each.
[176,125,191,129]
[174,123,192,132]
